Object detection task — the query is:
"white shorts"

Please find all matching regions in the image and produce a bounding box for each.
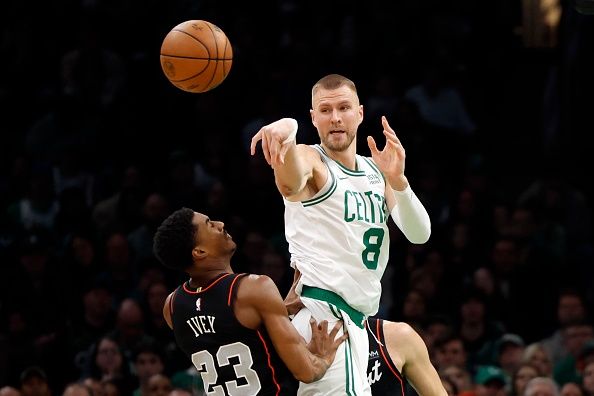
[291,297,371,396]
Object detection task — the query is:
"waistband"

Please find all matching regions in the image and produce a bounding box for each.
[301,285,365,329]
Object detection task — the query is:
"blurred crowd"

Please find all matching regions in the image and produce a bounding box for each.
[1,0,593,395]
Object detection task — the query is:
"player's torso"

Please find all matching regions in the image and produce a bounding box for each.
[367,318,406,396]
[284,144,390,315]
[171,273,288,395]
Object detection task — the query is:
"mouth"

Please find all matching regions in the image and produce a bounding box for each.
[329,130,345,135]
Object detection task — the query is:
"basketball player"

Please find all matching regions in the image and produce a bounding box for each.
[153,208,347,395]
[367,317,447,395]
[250,73,431,395]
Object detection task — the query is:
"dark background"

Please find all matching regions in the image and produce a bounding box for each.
[0,0,593,394]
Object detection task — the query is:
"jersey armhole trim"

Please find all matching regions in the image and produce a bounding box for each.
[256,330,282,395]
[228,273,246,306]
[169,288,178,316]
[377,319,406,391]
[302,168,336,207]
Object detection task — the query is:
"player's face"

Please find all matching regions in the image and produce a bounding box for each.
[193,212,236,256]
[311,85,363,152]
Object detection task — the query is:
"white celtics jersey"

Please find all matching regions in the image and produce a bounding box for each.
[284,145,390,316]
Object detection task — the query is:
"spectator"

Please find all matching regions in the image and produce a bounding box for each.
[511,363,540,396]
[0,388,21,396]
[473,365,507,396]
[524,377,560,396]
[541,289,589,367]
[145,374,171,396]
[497,334,527,377]
[61,383,91,396]
[82,335,133,394]
[582,361,594,396]
[19,367,51,396]
[440,364,474,396]
[560,382,584,396]
[523,343,554,377]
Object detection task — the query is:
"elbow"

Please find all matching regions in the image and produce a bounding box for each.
[278,183,300,198]
[276,178,305,198]
[294,370,318,384]
[407,228,431,244]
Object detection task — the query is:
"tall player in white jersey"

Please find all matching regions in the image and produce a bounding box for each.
[250,74,431,395]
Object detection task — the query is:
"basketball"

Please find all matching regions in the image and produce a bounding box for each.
[160,20,233,93]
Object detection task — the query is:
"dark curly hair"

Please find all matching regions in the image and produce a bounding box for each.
[153,207,197,271]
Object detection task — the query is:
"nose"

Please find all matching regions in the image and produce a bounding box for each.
[215,220,225,230]
[331,109,341,124]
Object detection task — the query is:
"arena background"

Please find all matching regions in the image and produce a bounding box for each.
[0,0,593,394]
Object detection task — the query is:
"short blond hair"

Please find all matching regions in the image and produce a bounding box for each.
[311,74,358,104]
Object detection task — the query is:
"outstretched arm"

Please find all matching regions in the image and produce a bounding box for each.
[384,321,447,396]
[235,274,347,383]
[368,116,431,243]
[250,118,324,200]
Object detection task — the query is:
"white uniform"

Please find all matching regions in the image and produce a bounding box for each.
[285,144,390,395]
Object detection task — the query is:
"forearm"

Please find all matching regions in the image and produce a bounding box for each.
[390,185,431,244]
[271,336,330,383]
[405,364,448,396]
[274,143,312,197]
[302,354,331,383]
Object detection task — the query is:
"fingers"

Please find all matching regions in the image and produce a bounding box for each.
[382,116,402,145]
[309,318,347,339]
[381,115,394,134]
[261,132,271,165]
[319,319,328,334]
[337,331,349,344]
[250,130,262,155]
[328,321,342,339]
[367,136,379,155]
[250,127,290,166]
[279,143,290,164]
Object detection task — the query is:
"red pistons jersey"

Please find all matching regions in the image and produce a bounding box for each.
[170,273,292,395]
[367,317,408,396]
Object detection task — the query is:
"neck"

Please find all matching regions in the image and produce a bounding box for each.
[321,142,357,170]
[188,264,233,289]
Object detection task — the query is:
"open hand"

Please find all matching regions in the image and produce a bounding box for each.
[367,116,406,182]
[307,319,348,366]
[250,118,297,167]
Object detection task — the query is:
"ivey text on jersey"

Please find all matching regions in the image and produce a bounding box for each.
[186,315,216,337]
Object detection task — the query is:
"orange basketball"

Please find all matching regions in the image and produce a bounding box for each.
[160,20,233,93]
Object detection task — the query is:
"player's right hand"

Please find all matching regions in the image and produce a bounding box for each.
[307,319,348,366]
[250,118,298,167]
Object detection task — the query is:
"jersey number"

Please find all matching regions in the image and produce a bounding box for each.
[362,228,385,270]
[191,342,262,395]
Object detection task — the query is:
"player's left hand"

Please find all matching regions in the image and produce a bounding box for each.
[367,116,406,183]
[307,319,348,367]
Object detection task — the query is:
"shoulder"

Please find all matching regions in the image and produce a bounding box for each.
[163,291,176,329]
[297,144,323,161]
[383,320,416,337]
[235,274,282,303]
[383,321,425,356]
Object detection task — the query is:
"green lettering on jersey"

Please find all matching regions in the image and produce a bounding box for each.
[345,190,386,224]
[362,228,385,269]
[364,191,376,223]
[344,191,355,222]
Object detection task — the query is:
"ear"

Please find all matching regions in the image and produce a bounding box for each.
[310,109,317,127]
[358,104,364,123]
[192,247,208,260]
